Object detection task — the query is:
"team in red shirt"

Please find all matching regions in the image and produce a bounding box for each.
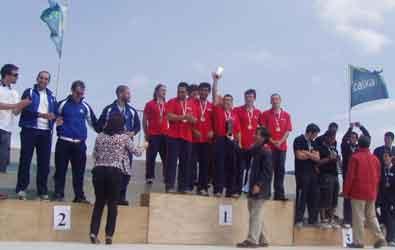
[143,74,293,198]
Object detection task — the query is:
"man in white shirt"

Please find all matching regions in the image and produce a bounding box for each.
[0,64,31,199]
[16,71,57,200]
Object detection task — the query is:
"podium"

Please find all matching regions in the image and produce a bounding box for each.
[0,193,381,246]
[141,193,294,246]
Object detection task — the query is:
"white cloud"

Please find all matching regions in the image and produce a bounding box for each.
[316,0,395,53]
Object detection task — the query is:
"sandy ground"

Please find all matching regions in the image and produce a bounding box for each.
[0,242,366,250]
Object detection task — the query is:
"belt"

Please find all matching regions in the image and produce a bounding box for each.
[59,136,82,143]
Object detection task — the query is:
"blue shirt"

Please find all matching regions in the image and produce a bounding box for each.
[56,95,98,141]
[97,100,141,134]
[19,84,57,130]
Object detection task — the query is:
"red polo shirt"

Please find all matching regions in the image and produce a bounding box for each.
[193,99,214,143]
[236,105,261,149]
[260,108,292,151]
[165,97,197,142]
[213,105,240,137]
[143,100,168,136]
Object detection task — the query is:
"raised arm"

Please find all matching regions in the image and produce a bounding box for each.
[212,72,221,106]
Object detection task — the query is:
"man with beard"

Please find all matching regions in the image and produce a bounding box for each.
[97,85,141,205]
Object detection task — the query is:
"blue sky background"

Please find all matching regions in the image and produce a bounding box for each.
[1,0,395,170]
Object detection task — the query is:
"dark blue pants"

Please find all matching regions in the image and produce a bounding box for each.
[165,138,192,192]
[0,129,11,173]
[214,136,238,195]
[342,168,352,224]
[54,139,87,199]
[295,173,320,224]
[272,149,287,199]
[16,128,52,195]
[119,173,131,202]
[192,142,210,192]
[145,135,167,180]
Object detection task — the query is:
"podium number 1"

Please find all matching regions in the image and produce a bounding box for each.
[219,204,232,225]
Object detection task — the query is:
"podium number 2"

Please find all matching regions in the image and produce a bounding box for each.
[57,213,66,227]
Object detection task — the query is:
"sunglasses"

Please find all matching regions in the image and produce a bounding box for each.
[9,73,18,77]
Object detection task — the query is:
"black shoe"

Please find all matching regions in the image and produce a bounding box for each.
[89,234,100,244]
[105,237,113,245]
[146,179,153,185]
[347,243,364,248]
[259,242,269,247]
[73,197,90,204]
[236,240,259,248]
[274,196,289,201]
[118,200,129,206]
[53,194,64,202]
[373,239,386,248]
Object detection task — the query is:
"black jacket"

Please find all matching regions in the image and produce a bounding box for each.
[377,166,395,208]
[248,144,273,200]
[341,126,370,176]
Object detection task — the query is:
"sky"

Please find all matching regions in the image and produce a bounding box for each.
[1,0,395,170]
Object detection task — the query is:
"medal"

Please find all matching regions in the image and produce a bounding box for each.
[200,100,207,123]
[181,100,188,123]
[274,110,282,133]
[246,106,254,131]
[158,101,164,121]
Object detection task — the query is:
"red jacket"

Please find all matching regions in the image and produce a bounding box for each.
[343,148,381,201]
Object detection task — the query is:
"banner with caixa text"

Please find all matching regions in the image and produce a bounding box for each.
[350,65,389,108]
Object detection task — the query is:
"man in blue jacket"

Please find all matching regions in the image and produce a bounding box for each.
[16,71,57,200]
[97,85,141,206]
[54,80,99,203]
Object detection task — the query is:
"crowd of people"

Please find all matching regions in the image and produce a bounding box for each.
[0,63,394,248]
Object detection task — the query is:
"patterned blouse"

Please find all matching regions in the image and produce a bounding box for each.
[93,132,140,175]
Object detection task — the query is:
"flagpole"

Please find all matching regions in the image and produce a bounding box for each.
[348,64,352,125]
[55,57,62,98]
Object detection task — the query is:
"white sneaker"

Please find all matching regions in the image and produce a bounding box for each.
[17,191,27,200]
[320,223,332,229]
[295,222,304,229]
[331,223,341,229]
[40,195,49,201]
[342,223,351,229]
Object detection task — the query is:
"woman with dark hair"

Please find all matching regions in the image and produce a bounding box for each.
[89,113,141,245]
[143,84,168,184]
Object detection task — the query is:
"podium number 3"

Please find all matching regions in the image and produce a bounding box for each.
[58,212,66,227]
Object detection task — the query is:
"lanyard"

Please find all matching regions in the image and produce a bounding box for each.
[200,100,207,122]
[157,101,165,120]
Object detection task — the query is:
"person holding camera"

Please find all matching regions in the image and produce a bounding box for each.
[211,72,241,198]
[237,127,272,248]
[341,122,370,227]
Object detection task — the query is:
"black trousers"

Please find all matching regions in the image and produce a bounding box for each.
[295,173,320,224]
[145,135,167,180]
[16,128,52,195]
[214,136,238,195]
[0,129,11,172]
[382,205,395,242]
[90,166,121,237]
[272,149,286,199]
[54,139,87,199]
[165,138,192,191]
[191,142,211,192]
[342,168,352,224]
[239,149,252,193]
